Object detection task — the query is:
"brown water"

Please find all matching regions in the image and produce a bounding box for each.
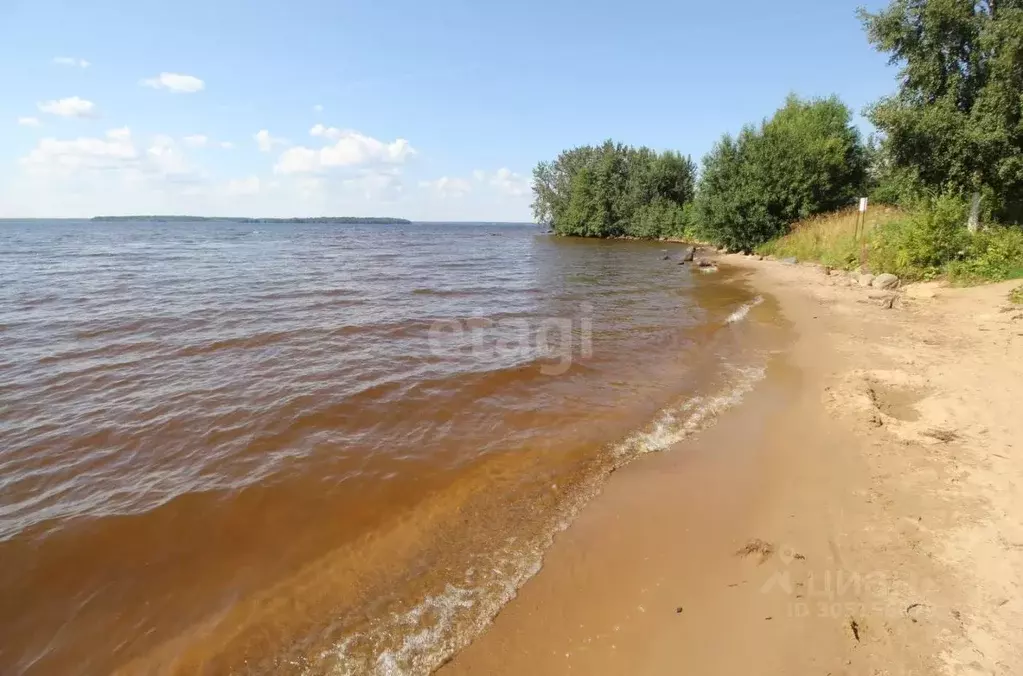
[0,220,771,675]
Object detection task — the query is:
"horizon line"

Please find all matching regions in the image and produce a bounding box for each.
[0,216,539,224]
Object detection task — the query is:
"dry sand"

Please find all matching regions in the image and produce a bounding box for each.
[440,257,1023,675]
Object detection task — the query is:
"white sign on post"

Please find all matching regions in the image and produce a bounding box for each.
[859,197,869,213]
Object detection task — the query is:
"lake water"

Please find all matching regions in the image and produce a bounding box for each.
[0,220,772,674]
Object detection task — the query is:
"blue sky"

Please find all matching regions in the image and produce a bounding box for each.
[0,0,893,220]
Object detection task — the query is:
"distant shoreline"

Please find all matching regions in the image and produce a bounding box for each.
[89,216,412,224]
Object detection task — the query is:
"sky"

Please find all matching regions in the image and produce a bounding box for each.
[0,0,895,221]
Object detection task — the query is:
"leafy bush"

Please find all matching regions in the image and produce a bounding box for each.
[758,193,1023,284]
[867,155,924,208]
[946,226,1023,283]
[631,198,689,239]
[867,194,972,280]
[696,94,867,252]
[532,141,696,238]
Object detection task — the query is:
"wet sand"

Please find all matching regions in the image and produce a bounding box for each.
[443,257,1023,675]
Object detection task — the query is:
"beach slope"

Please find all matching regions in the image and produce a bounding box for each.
[442,257,1023,675]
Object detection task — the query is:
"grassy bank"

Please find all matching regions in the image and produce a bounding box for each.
[757,206,905,271]
[757,200,1023,285]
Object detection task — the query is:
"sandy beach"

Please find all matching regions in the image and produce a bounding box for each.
[442,256,1023,675]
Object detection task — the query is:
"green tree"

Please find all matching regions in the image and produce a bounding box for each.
[696,95,867,251]
[860,0,1023,220]
[532,141,697,239]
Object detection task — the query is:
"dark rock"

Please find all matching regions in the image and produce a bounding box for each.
[697,259,714,268]
[662,255,671,260]
[682,246,696,262]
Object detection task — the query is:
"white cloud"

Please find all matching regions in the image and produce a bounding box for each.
[419,176,472,198]
[38,96,97,118]
[219,141,235,149]
[183,134,208,148]
[487,167,531,197]
[145,135,193,176]
[19,127,201,185]
[21,127,138,174]
[413,169,533,220]
[5,127,528,221]
[141,72,205,93]
[310,123,343,140]
[313,104,324,113]
[275,131,415,174]
[341,169,406,201]
[225,176,261,196]
[17,117,41,127]
[255,129,287,152]
[53,57,90,68]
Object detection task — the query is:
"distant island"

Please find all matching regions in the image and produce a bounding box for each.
[91,216,412,224]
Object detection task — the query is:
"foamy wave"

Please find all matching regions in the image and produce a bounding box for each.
[373,584,476,676]
[725,296,763,324]
[612,364,766,459]
[315,541,545,676]
[317,363,767,676]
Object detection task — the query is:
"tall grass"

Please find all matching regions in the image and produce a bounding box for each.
[758,206,905,270]
[758,197,1023,284]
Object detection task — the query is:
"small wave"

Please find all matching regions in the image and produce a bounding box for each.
[410,288,474,297]
[612,363,766,460]
[725,296,763,324]
[316,361,767,676]
[310,542,544,676]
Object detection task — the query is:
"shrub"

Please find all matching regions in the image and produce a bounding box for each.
[697,94,867,251]
[946,226,1023,283]
[868,163,924,208]
[866,194,972,280]
[631,198,689,239]
[758,192,1023,284]
[532,142,697,238]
